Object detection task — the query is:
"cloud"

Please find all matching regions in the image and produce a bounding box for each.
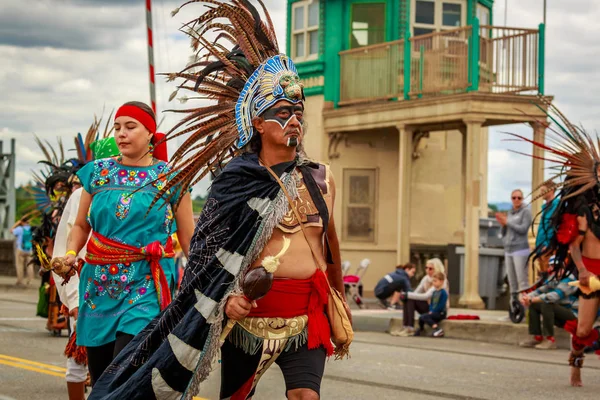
[0,0,286,194]
[1,0,597,208]
[0,1,143,50]
[487,0,600,204]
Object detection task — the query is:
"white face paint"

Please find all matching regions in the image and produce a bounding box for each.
[261,104,304,130]
[264,115,298,130]
[286,137,299,147]
[262,104,304,148]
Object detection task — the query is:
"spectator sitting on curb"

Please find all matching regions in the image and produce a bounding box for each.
[415,271,448,338]
[374,263,416,310]
[392,258,449,337]
[518,270,578,350]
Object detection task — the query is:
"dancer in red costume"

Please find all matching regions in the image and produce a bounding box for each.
[512,101,600,387]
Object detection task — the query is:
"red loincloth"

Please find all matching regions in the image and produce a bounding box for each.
[582,256,600,276]
[248,269,334,356]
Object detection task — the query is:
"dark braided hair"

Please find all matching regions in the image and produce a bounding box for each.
[531,176,597,280]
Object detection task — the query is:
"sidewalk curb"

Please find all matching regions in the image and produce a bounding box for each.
[0,283,39,294]
[352,312,571,350]
[0,297,38,305]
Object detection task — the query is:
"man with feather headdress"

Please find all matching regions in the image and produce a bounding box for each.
[513,101,600,387]
[28,136,80,334]
[89,1,351,399]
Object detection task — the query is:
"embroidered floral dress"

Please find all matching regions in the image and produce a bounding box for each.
[76,157,178,347]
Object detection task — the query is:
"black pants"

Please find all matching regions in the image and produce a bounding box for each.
[529,302,576,337]
[419,312,446,330]
[220,339,326,399]
[87,332,134,387]
[403,299,429,327]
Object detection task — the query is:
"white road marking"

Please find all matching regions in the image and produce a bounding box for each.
[0,317,40,321]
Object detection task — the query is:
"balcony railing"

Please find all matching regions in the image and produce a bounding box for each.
[339,39,405,105]
[409,26,472,98]
[479,26,540,94]
[338,22,544,105]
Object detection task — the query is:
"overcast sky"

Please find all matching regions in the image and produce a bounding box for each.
[1,0,598,203]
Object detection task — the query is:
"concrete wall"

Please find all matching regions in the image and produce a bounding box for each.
[302,95,327,162]
[410,130,465,246]
[329,128,468,293]
[329,127,399,291]
[0,240,16,276]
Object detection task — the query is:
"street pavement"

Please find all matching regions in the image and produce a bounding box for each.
[1,283,599,400]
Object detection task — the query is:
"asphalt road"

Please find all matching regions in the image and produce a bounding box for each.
[0,286,599,400]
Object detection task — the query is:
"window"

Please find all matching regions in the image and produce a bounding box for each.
[414,27,434,36]
[343,169,377,242]
[476,4,490,25]
[415,1,435,25]
[477,4,490,36]
[412,0,465,36]
[350,3,386,49]
[292,1,320,61]
[442,3,461,27]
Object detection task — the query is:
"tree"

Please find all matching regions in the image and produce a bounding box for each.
[192,195,207,213]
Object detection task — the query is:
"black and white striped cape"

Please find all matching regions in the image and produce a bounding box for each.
[89,153,305,400]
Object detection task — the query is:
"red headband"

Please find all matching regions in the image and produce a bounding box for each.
[115,104,168,162]
[115,105,157,133]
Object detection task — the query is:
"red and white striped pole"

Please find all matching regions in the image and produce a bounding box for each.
[146,0,157,114]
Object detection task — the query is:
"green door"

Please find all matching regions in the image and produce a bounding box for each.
[342,2,393,102]
[349,2,387,49]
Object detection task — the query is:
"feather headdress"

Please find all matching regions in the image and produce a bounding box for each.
[510,100,600,279]
[507,97,600,201]
[161,0,305,204]
[75,110,114,163]
[27,112,117,215]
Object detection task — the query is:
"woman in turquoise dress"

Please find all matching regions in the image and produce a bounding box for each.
[62,101,194,386]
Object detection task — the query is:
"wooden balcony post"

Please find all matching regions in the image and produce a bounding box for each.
[403,0,411,100]
[468,18,480,92]
[403,37,412,100]
[538,23,546,95]
[397,124,412,264]
[459,119,485,309]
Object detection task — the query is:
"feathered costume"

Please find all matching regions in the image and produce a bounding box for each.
[89,2,340,399]
[29,115,115,273]
[30,137,76,333]
[508,100,600,277]
[509,98,600,370]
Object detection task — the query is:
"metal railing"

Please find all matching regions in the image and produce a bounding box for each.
[339,39,405,105]
[409,26,472,98]
[338,23,542,104]
[479,26,540,94]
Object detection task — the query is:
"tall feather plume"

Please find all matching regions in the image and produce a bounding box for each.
[34,136,53,165]
[32,111,111,213]
[156,0,280,208]
[73,112,112,163]
[103,109,115,138]
[510,99,600,202]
